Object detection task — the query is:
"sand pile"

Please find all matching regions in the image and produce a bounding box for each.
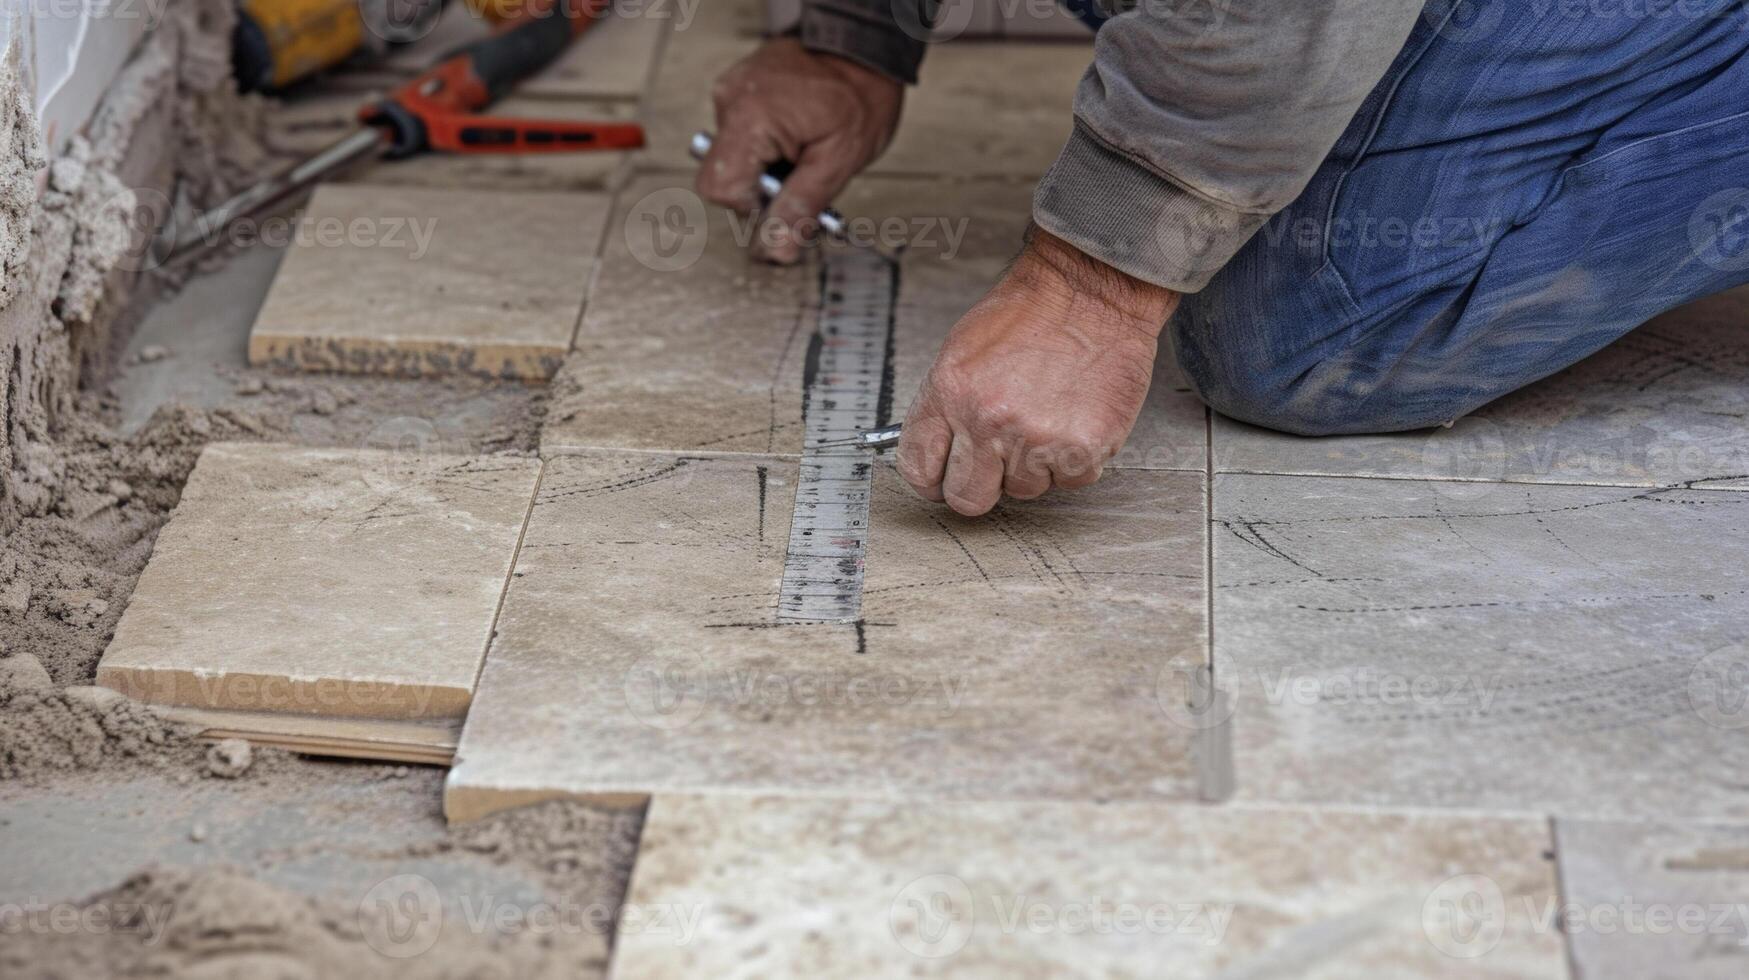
[0,800,646,979]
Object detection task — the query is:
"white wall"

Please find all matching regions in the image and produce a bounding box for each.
[5,0,152,155]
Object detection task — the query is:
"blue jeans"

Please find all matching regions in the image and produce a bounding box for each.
[1170,0,1749,436]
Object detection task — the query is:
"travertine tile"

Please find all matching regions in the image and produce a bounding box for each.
[614,795,1566,978]
[248,183,608,380]
[1555,818,1749,979]
[640,0,1088,178]
[444,454,1205,820]
[1212,472,1749,819]
[268,93,636,192]
[98,443,540,728]
[542,173,1205,466]
[1212,288,1749,489]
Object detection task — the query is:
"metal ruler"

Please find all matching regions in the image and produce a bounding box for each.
[777,248,898,623]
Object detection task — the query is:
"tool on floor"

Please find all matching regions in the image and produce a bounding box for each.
[231,0,448,92]
[813,424,902,450]
[779,248,898,623]
[688,131,847,237]
[162,0,644,265]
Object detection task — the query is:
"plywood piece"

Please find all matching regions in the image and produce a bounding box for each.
[542,174,1205,466]
[248,183,608,379]
[1212,287,1749,489]
[444,453,1206,821]
[1212,472,1749,819]
[159,705,459,765]
[98,443,541,730]
[1555,818,1749,978]
[614,794,1566,978]
[640,0,1089,178]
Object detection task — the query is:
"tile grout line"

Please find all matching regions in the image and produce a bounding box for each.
[1546,814,1585,980]
[459,457,548,718]
[1214,466,1749,493]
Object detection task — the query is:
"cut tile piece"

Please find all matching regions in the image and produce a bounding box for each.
[1212,287,1749,489]
[248,183,608,380]
[1555,818,1749,979]
[98,443,540,757]
[542,174,1206,467]
[445,453,1206,820]
[640,0,1088,178]
[1213,472,1749,819]
[267,93,636,192]
[615,795,1566,978]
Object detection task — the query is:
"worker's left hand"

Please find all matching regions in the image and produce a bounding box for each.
[897,228,1180,516]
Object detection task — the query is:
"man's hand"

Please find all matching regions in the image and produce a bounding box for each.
[698,39,902,264]
[897,228,1181,516]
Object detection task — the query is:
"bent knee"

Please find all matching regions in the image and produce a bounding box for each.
[1173,324,1464,437]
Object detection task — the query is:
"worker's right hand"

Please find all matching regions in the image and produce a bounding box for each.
[698,38,902,264]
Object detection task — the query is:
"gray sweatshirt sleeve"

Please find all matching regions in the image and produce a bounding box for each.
[1033,2,1425,292]
[799,0,933,84]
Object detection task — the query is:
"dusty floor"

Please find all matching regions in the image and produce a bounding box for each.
[0,226,632,980]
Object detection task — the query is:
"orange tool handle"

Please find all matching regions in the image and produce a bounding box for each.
[361,0,645,158]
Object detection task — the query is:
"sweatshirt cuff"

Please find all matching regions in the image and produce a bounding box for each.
[799,2,928,84]
[1032,124,1271,293]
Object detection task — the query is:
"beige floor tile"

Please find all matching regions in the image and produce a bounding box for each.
[98,443,541,728]
[1555,818,1749,978]
[267,93,637,193]
[248,183,608,380]
[444,453,1205,820]
[1212,287,1749,489]
[1212,472,1749,819]
[613,794,1566,978]
[542,173,1205,465]
[639,0,1088,179]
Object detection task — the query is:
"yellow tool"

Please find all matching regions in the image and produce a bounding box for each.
[232,0,449,92]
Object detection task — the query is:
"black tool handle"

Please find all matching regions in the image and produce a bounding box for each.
[456,4,590,103]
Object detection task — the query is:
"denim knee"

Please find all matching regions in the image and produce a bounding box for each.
[1170,314,1469,437]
